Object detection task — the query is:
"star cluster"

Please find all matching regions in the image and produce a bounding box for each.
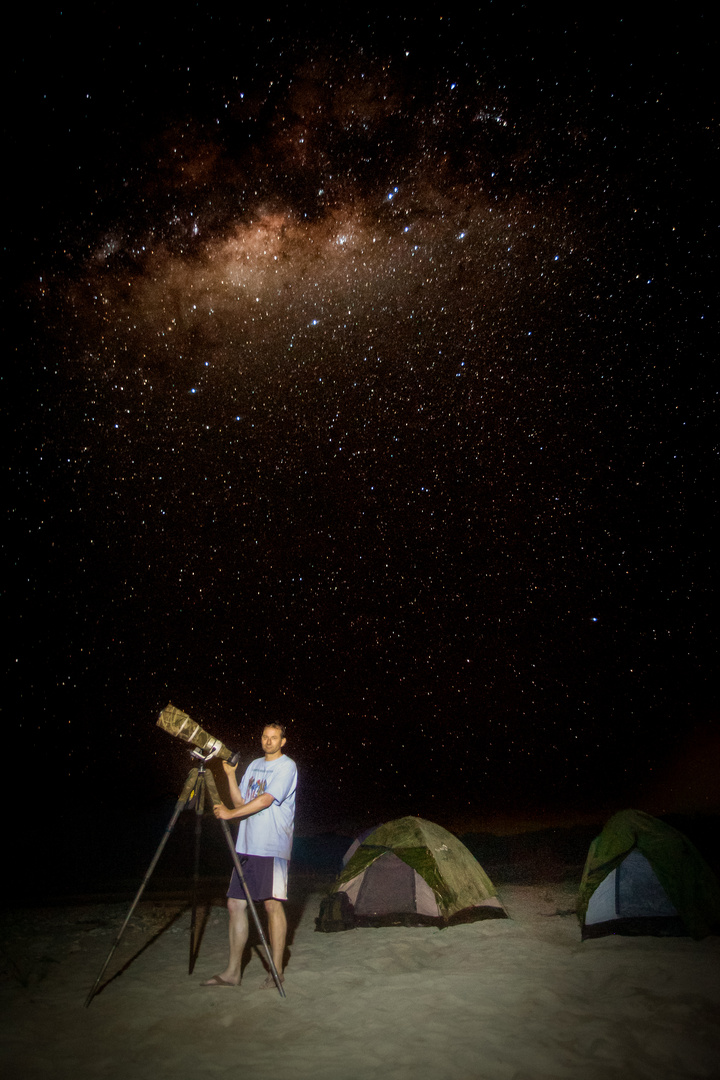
[10,7,717,831]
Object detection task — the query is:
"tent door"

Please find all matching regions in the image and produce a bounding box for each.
[354,851,418,916]
[586,849,678,925]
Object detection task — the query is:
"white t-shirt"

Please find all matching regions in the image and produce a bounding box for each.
[235,753,297,860]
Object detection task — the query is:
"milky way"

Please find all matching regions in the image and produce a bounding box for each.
[12,8,717,832]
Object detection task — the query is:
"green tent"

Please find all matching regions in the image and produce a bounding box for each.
[578,809,720,940]
[316,816,507,931]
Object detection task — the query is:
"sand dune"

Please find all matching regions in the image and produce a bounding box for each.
[2,877,719,1080]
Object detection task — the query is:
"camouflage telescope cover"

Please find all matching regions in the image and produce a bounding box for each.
[157,704,232,760]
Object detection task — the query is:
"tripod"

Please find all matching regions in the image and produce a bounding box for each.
[85,750,286,1006]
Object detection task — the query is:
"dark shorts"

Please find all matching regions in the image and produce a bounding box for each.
[227,854,287,902]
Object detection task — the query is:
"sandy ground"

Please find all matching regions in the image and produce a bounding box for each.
[2,878,719,1080]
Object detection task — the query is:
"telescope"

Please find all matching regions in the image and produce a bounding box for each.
[157,704,241,765]
[85,702,285,1007]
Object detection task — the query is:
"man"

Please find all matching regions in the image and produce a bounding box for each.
[203,722,297,988]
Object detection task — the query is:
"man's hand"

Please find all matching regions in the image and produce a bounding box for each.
[213,803,236,820]
[222,760,239,777]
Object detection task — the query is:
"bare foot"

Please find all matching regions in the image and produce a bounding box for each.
[202,973,239,987]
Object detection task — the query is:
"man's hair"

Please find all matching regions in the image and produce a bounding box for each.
[264,721,287,739]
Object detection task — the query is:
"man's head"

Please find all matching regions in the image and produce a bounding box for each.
[261,723,287,760]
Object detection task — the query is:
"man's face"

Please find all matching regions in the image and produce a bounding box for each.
[261,726,286,759]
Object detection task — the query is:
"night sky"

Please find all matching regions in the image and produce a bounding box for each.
[9,5,718,842]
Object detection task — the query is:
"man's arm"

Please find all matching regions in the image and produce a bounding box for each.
[213,791,274,821]
[221,760,245,809]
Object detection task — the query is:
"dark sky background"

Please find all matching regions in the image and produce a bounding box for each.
[8,4,718,847]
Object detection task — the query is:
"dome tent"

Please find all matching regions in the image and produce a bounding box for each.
[316,816,507,931]
[577,809,720,940]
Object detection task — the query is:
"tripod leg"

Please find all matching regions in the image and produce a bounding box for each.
[84,769,199,1007]
[204,770,286,998]
[188,771,206,975]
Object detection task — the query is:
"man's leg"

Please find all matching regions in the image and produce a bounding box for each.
[203,897,248,985]
[264,898,287,979]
